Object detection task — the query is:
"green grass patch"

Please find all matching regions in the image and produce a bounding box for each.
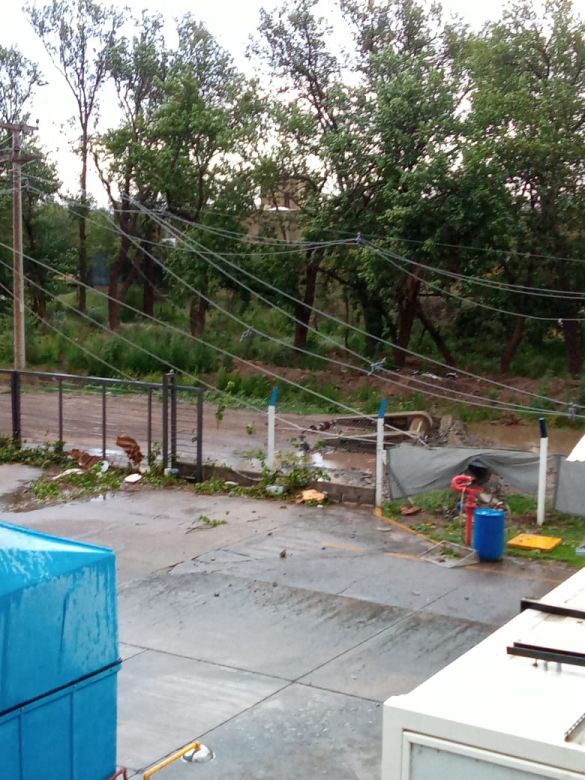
[384,490,585,567]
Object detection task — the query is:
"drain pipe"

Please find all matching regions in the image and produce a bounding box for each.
[267,386,279,470]
[536,417,548,527]
[375,398,388,516]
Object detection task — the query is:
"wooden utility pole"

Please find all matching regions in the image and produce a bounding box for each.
[0,121,37,369]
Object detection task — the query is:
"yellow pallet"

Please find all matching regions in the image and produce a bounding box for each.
[507,533,562,552]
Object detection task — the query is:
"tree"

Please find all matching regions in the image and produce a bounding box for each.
[253,0,469,361]
[133,17,260,336]
[0,45,44,125]
[465,0,585,374]
[28,0,122,313]
[94,11,168,329]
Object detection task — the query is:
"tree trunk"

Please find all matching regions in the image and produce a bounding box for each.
[393,277,420,368]
[143,253,155,317]
[562,319,583,376]
[108,230,130,331]
[190,295,208,337]
[293,252,321,351]
[141,222,156,317]
[500,317,526,374]
[416,301,457,367]
[362,298,384,356]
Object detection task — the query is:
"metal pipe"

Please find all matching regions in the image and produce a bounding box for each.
[375,398,388,513]
[537,417,548,526]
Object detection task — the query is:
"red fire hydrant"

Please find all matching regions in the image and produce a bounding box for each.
[451,473,484,547]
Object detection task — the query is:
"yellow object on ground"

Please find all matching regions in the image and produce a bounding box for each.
[507,534,562,552]
[143,741,201,779]
[296,489,327,504]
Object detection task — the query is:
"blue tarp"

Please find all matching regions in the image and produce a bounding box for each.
[0,521,118,713]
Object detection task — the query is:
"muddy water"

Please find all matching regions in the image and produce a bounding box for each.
[467,421,585,456]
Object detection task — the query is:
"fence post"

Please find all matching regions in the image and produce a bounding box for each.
[267,386,279,469]
[162,372,169,470]
[58,377,64,443]
[10,370,21,446]
[170,371,177,470]
[196,388,204,483]
[537,417,548,526]
[101,384,107,460]
[375,398,388,516]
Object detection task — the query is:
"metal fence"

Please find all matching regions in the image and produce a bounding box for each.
[0,369,203,479]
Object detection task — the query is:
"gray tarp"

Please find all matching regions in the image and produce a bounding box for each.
[554,459,585,517]
[388,444,555,498]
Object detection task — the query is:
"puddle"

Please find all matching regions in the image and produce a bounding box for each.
[0,465,42,509]
[468,422,584,455]
[89,492,117,502]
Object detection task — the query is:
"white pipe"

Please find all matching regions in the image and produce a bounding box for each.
[267,387,279,470]
[267,404,276,470]
[376,399,388,511]
[537,417,548,526]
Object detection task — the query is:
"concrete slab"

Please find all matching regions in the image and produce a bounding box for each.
[119,572,405,679]
[0,464,41,504]
[425,568,559,624]
[301,611,492,701]
[1,491,292,581]
[150,683,382,780]
[118,650,286,772]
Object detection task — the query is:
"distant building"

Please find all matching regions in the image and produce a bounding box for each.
[248,178,308,242]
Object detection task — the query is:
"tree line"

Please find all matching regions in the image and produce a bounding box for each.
[1,0,585,375]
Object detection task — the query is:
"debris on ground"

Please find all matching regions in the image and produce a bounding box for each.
[52,467,84,481]
[507,534,562,552]
[69,448,101,470]
[124,473,142,484]
[116,435,144,466]
[296,488,327,504]
[279,549,287,559]
[400,504,421,516]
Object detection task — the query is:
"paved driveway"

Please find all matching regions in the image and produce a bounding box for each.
[0,467,571,778]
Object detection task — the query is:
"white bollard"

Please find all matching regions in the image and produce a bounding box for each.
[375,399,388,514]
[267,387,279,470]
[536,417,548,527]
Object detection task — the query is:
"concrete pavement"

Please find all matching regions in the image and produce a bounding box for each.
[0,467,571,778]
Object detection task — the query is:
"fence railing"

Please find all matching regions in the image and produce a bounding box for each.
[0,369,203,480]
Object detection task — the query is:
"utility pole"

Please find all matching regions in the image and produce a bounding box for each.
[0,121,37,369]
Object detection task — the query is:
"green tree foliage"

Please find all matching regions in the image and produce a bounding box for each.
[28,0,123,313]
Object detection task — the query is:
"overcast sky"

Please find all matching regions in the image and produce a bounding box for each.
[1,0,583,197]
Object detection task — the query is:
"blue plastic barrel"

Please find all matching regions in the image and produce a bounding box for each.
[473,508,505,562]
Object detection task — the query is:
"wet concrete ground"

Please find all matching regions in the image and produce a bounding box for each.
[0,465,573,779]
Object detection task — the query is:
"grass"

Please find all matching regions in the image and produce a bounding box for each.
[384,490,585,567]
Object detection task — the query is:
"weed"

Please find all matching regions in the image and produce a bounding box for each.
[198,514,227,527]
[0,438,68,468]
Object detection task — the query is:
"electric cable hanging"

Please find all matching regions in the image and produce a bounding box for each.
[127,198,581,413]
[23,180,582,412]
[43,189,575,418]
[0,242,413,438]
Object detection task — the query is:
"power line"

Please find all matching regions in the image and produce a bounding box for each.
[39,188,574,418]
[0,241,416,436]
[106,203,575,417]
[371,245,585,301]
[129,199,580,413]
[369,245,585,321]
[21,181,583,411]
[0,280,138,382]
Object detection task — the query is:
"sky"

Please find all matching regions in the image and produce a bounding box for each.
[0,0,582,198]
